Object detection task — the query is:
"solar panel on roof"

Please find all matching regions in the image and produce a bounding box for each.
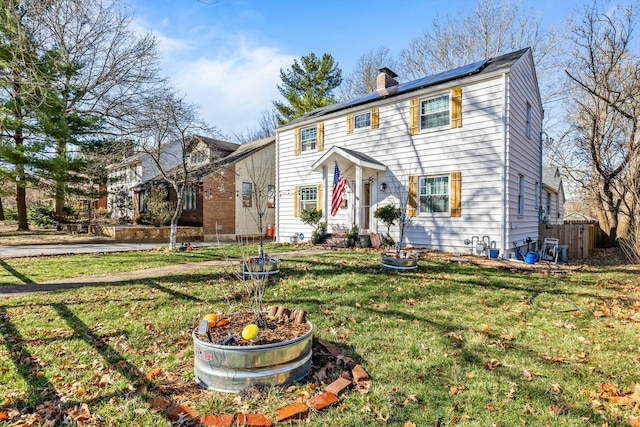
[291,58,490,124]
[398,59,488,93]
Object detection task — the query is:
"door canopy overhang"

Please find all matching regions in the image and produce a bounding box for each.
[311,146,386,173]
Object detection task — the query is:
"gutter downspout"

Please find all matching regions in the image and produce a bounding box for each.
[500,72,509,259]
[275,133,280,242]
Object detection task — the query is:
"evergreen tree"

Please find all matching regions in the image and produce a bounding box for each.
[274,52,342,124]
[0,1,49,230]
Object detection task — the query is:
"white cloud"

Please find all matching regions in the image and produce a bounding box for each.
[170,40,294,136]
[133,18,293,136]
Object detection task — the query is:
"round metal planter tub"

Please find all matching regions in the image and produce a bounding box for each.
[240,257,280,278]
[193,321,313,393]
[380,252,419,271]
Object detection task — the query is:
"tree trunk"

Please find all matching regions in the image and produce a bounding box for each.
[169,221,177,251]
[16,184,29,230]
[0,197,4,221]
[15,127,29,231]
[54,141,66,220]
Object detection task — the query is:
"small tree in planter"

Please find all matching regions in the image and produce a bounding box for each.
[378,174,417,270]
[374,204,401,246]
[300,207,323,244]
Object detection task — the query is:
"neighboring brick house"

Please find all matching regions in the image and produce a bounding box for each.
[132,136,275,241]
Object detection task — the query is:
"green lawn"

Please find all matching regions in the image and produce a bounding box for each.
[1,249,639,426]
[0,243,294,285]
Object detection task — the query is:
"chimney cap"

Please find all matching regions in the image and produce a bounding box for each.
[378,67,398,78]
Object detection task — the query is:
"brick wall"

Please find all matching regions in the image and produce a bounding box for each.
[202,165,236,237]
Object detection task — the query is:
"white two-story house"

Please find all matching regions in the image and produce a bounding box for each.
[275,48,543,257]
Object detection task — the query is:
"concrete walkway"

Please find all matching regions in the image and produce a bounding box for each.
[0,249,325,298]
[0,241,224,259]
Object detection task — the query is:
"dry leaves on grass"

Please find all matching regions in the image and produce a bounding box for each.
[586,383,640,408]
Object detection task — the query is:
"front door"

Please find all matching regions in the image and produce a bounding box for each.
[362,182,371,230]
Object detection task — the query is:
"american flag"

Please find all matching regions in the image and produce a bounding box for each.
[330,160,346,216]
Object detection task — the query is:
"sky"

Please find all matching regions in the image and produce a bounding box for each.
[128,0,588,139]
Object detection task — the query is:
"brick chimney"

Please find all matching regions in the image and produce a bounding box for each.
[376,67,398,95]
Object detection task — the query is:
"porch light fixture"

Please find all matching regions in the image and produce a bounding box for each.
[379,182,387,191]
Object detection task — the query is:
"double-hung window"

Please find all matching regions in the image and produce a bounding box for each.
[300,126,317,152]
[242,182,252,207]
[419,176,449,213]
[354,112,371,129]
[299,186,317,211]
[420,95,450,129]
[183,186,196,211]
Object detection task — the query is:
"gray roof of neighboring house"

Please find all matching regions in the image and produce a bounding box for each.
[192,135,239,154]
[542,166,563,193]
[108,135,238,170]
[283,48,531,127]
[134,136,274,188]
[219,136,275,166]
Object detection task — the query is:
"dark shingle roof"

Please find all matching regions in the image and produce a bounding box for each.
[283,48,530,127]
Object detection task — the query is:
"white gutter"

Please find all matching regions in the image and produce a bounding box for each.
[501,72,509,258]
[275,132,280,242]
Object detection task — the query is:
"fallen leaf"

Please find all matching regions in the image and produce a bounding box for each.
[404,422,417,427]
[403,394,418,406]
[0,412,8,421]
[549,405,562,415]
[486,403,496,412]
[523,368,533,381]
[549,383,563,394]
[375,409,389,424]
[356,380,372,394]
[465,371,475,379]
[449,385,465,395]
[486,359,501,370]
[215,319,230,327]
[145,368,162,380]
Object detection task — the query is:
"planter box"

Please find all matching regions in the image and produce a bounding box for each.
[240,257,280,278]
[380,252,419,271]
[193,320,313,393]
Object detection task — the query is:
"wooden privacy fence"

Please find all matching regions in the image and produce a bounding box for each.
[539,220,600,260]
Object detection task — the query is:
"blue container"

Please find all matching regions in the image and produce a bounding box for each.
[524,251,538,264]
[488,249,499,259]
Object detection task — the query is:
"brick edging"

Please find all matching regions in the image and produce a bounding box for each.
[150,339,370,426]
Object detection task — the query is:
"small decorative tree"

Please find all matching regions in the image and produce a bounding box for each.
[300,207,323,238]
[374,204,401,246]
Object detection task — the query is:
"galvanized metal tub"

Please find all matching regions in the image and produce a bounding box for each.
[380,252,419,271]
[240,257,280,278]
[193,320,313,393]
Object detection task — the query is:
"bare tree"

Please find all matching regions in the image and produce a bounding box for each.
[36,0,164,219]
[338,47,398,100]
[133,90,219,251]
[559,1,640,246]
[235,143,275,256]
[230,109,277,143]
[400,0,556,76]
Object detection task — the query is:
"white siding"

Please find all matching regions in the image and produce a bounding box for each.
[276,50,542,256]
[504,53,543,252]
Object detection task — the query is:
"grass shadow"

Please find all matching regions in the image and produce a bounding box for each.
[0,259,35,284]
